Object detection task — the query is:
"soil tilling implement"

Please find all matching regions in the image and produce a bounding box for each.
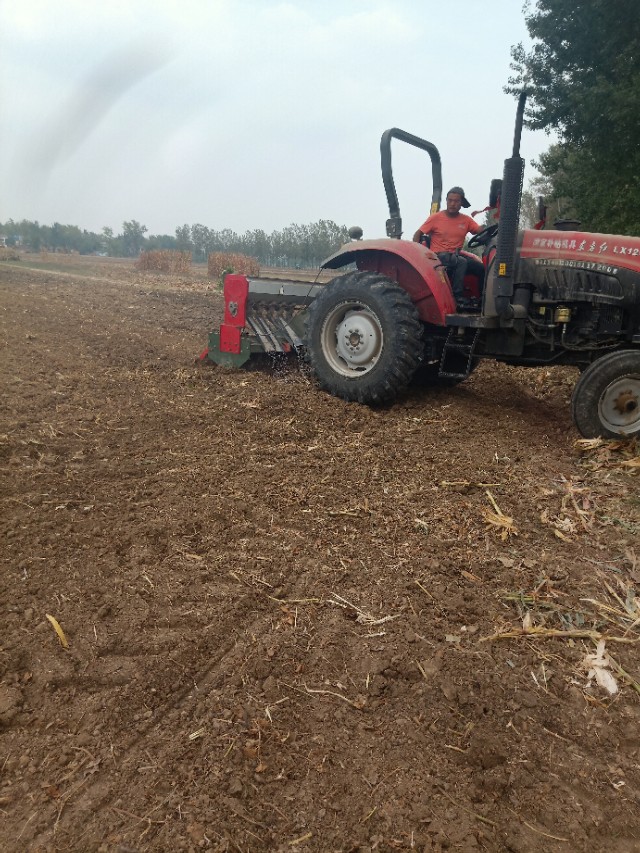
[206,94,640,439]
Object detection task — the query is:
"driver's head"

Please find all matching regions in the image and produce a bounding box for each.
[445,186,470,216]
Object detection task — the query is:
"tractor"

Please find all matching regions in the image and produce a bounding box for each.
[206,93,640,439]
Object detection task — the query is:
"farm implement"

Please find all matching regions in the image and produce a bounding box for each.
[206,275,322,367]
[205,94,640,439]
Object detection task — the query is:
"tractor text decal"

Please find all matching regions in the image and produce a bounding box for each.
[529,236,640,257]
[533,258,619,275]
[521,230,640,272]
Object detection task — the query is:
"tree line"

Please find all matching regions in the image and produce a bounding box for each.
[508,0,640,236]
[0,218,350,269]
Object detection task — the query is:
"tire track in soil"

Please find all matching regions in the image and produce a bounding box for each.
[27,568,320,850]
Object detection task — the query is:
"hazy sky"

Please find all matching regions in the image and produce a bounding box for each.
[0,0,549,240]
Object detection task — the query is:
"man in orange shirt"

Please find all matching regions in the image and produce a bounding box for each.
[412,186,485,302]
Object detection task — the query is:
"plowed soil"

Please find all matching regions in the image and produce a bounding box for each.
[1,256,639,853]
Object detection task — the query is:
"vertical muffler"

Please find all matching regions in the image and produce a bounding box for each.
[484,92,528,322]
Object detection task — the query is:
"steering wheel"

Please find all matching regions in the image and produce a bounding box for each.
[468,223,498,249]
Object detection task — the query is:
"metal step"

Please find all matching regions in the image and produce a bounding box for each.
[439,328,480,379]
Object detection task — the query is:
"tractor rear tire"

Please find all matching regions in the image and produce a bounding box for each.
[571,350,640,438]
[305,271,423,404]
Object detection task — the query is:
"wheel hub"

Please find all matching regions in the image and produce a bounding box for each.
[335,311,381,367]
[613,389,638,416]
[599,375,640,433]
[317,304,384,376]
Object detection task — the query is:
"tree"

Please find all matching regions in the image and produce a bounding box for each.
[147,233,178,251]
[190,224,211,262]
[507,1,640,235]
[120,220,148,256]
[11,219,42,251]
[175,224,192,253]
[218,228,239,253]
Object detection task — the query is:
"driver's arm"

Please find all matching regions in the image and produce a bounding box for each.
[414,213,435,243]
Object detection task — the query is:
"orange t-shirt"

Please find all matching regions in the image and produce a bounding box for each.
[418,211,481,253]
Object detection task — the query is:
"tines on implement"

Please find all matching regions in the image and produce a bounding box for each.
[246,301,306,353]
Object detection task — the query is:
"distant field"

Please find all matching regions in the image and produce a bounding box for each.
[5,252,336,283]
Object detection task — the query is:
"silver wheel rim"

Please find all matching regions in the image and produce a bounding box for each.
[320,301,383,377]
[598,372,640,434]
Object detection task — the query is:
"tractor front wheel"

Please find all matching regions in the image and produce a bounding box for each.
[305,271,423,404]
[571,350,640,438]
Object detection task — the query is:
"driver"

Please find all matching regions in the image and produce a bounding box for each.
[412,187,485,304]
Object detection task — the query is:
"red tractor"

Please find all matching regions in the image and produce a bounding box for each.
[206,94,640,439]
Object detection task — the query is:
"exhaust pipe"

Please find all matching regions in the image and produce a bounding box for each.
[484,92,528,322]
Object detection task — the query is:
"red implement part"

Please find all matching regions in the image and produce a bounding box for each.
[219,325,243,354]
[220,274,249,354]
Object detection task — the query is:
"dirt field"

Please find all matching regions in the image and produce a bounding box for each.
[1,255,639,853]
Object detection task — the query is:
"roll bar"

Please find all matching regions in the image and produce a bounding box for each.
[380,128,443,239]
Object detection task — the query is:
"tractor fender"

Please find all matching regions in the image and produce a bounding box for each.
[321,238,455,326]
